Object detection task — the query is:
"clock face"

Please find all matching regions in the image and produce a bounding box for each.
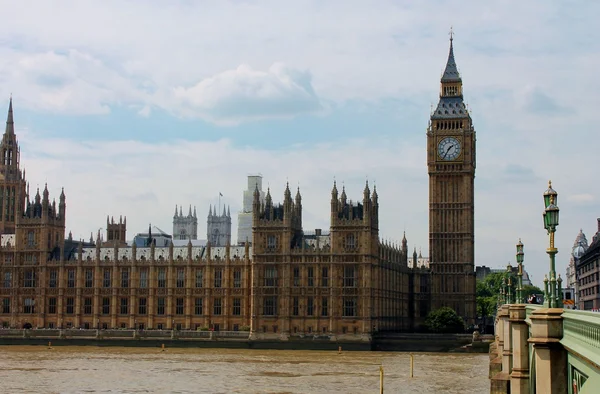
[437,137,461,161]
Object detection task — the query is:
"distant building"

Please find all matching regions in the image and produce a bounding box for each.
[567,229,588,306]
[237,175,265,245]
[207,205,231,246]
[132,225,172,247]
[410,247,429,269]
[577,219,600,310]
[102,215,127,247]
[173,205,198,240]
[476,265,532,287]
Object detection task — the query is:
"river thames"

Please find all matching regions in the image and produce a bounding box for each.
[0,346,488,393]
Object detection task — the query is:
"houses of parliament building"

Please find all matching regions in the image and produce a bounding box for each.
[0,37,476,339]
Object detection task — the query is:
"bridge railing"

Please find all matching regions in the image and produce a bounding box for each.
[490,304,600,394]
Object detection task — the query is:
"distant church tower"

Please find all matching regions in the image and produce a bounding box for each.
[237,175,265,244]
[104,215,127,247]
[208,204,231,246]
[427,33,477,323]
[173,205,198,240]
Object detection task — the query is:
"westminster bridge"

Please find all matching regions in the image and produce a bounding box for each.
[489,304,600,393]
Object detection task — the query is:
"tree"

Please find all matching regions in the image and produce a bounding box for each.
[522,284,543,299]
[425,307,465,333]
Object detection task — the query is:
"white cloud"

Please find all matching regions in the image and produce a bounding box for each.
[0,1,597,124]
[172,63,323,125]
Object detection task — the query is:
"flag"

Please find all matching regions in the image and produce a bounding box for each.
[219,192,223,197]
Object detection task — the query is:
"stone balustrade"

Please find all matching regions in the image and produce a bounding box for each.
[489,304,600,394]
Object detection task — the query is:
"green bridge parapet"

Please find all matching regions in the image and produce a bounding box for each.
[489,304,600,394]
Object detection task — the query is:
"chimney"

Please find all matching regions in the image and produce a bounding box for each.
[315,229,322,236]
[597,218,600,233]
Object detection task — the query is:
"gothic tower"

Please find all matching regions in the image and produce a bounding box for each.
[329,181,379,261]
[427,34,477,322]
[0,98,27,235]
[104,215,127,247]
[173,205,198,240]
[207,204,231,246]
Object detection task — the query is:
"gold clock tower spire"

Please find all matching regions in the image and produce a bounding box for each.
[427,33,476,323]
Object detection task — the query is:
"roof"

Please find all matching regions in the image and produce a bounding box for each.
[441,38,461,83]
[431,96,469,120]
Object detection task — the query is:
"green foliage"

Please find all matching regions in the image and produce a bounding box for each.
[477,296,495,319]
[425,307,465,333]
[239,325,251,332]
[522,285,543,298]
[475,271,545,317]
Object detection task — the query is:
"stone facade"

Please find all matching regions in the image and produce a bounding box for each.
[427,36,477,322]
[0,39,480,334]
[577,219,600,310]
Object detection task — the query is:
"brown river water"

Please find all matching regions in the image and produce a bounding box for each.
[0,346,488,393]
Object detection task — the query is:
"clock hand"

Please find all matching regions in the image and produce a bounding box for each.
[443,145,453,159]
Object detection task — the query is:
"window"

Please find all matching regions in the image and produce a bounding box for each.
[176,298,184,315]
[321,297,328,317]
[321,267,329,287]
[195,269,203,288]
[120,298,128,315]
[139,269,148,289]
[66,297,74,314]
[157,297,165,315]
[213,298,222,315]
[194,298,203,315]
[343,266,356,287]
[158,268,166,288]
[102,297,110,315]
[233,268,242,288]
[264,266,277,287]
[232,298,241,316]
[2,271,11,288]
[121,268,129,288]
[263,296,277,316]
[2,298,10,314]
[214,269,222,288]
[345,234,355,249]
[24,270,35,288]
[27,231,34,247]
[84,298,92,315]
[24,298,35,314]
[46,297,57,314]
[103,269,111,288]
[267,235,277,249]
[85,269,93,288]
[293,267,300,287]
[292,297,299,316]
[67,269,75,288]
[176,268,185,288]
[307,267,314,287]
[306,297,314,316]
[138,298,147,315]
[48,270,58,288]
[343,297,357,317]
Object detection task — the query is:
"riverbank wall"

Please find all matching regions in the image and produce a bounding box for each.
[0,329,491,352]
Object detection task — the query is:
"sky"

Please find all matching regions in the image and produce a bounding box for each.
[1,0,598,288]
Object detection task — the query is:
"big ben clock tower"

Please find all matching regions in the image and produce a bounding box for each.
[427,33,476,323]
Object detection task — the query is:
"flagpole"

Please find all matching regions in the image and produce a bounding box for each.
[219,193,221,216]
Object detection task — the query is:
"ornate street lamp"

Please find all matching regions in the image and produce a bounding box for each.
[516,239,524,303]
[506,263,513,304]
[499,278,506,305]
[543,180,562,308]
